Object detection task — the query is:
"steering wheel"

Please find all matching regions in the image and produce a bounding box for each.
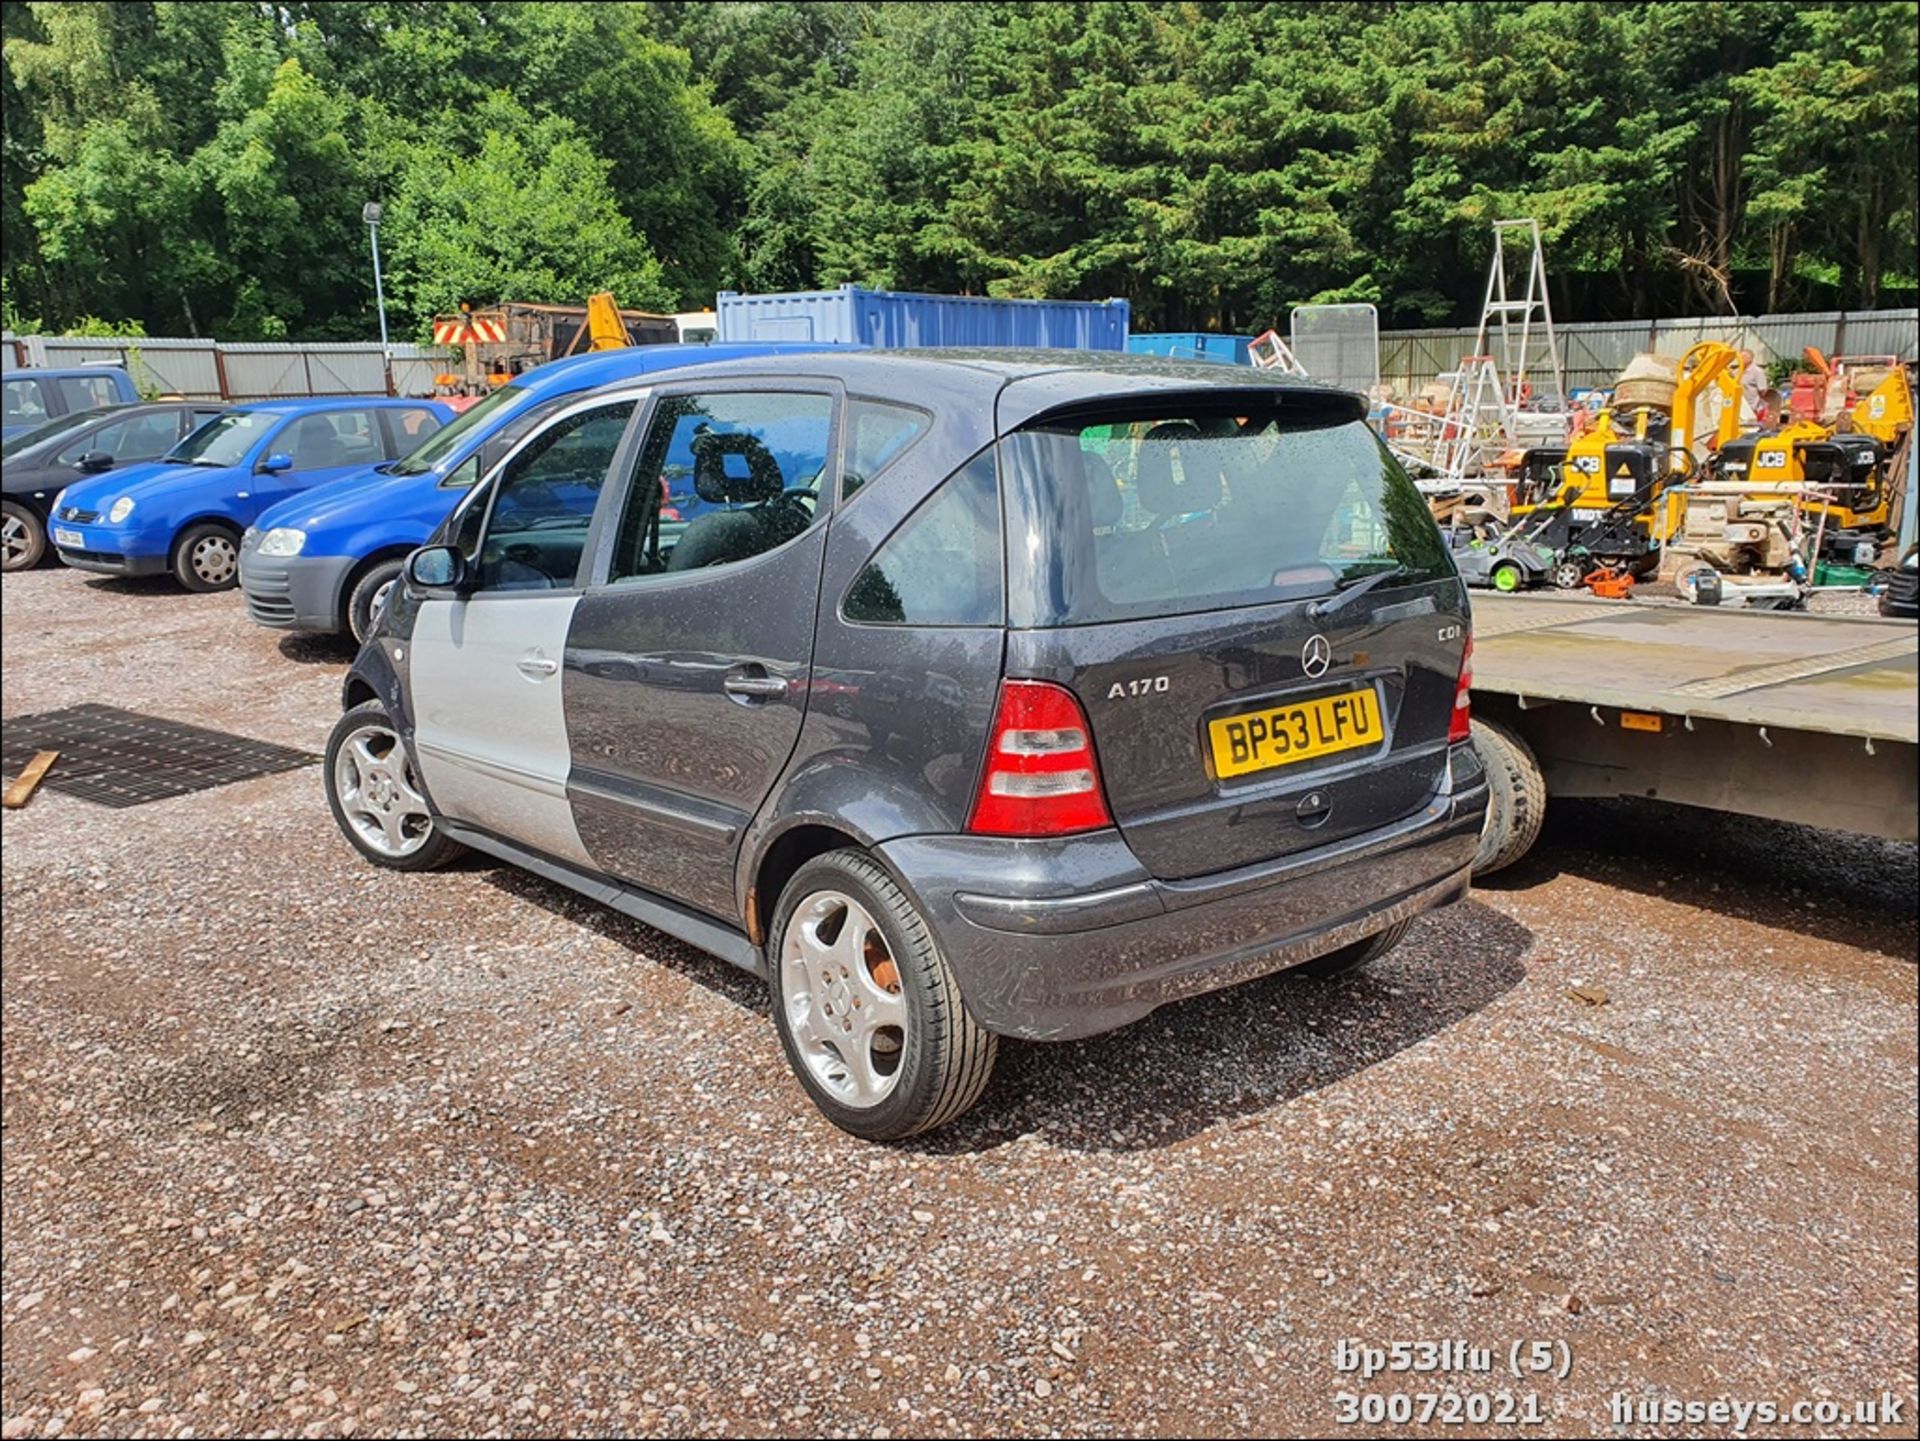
[781,485,818,517]
[500,542,560,587]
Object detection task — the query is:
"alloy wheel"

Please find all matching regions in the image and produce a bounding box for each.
[332,721,434,858]
[779,889,909,1109]
[1,512,30,570]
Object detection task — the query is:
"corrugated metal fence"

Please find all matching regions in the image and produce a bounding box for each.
[1380,309,1918,396]
[0,334,453,400]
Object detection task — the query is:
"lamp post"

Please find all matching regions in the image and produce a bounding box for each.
[363,201,390,392]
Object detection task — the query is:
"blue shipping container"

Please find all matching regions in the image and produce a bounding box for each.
[1126,332,1254,365]
[716,284,1129,350]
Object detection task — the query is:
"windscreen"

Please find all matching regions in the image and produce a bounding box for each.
[999,402,1451,628]
[388,384,525,475]
[170,410,278,467]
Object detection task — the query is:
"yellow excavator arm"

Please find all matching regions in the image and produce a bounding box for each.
[585,291,629,352]
[1666,341,1744,473]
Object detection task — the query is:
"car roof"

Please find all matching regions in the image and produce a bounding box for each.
[227,396,447,415]
[2,365,131,379]
[504,341,854,398]
[595,348,1367,430]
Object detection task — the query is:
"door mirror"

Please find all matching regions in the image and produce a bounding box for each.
[406,544,468,595]
[259,452,294,475]
[75,451,115,473]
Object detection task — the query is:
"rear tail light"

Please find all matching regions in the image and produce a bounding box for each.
[1448,633,1474,743]
[967,679,1113,837]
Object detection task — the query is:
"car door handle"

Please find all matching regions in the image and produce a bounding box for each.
[723,672,788,700]
[516,654,560,678]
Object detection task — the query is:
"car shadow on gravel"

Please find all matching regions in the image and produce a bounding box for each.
[481,860,1532,1151]
[1475,797,1919,959]
[918,898,1535,1154]
[276,632,360,665]
[478,863,770,1012]
[78,574,179,597]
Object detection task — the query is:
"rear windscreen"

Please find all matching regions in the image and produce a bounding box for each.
[998,405,1451,627]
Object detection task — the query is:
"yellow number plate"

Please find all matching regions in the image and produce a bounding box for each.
[1207,687,1383,780]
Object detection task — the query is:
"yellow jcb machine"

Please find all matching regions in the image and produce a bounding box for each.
[1709,351,1913,546]
[1509,341,1746,587]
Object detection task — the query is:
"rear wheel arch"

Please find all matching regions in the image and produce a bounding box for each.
[342,676,380,711]
[749,822,868,945]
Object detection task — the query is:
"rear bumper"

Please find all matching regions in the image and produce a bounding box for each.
[238,550,352,632]
[876,749,1489,1040]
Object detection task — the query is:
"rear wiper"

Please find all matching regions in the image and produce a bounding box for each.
[1306,565,1407,620]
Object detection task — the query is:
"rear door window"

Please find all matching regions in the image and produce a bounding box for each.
[999,403,1450,627]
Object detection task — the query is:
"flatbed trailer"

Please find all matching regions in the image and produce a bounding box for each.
[1466,594,1918,869]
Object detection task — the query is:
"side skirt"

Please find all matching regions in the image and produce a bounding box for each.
[439,819,766,978]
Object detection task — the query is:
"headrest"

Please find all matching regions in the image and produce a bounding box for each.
[692,429,784,504]
[1135,423,1222,515]
[1082,451,1123,529]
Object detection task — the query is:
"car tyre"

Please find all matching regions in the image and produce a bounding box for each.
[1295,920,1412,979]
[1469,715,1546,875]
[347,558,406,644]
[324,700,465,871]
[768,849,996,1141]
[171,521,242,592]
[2,500,46,572]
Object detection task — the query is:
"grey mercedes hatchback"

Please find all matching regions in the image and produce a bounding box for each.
[326,352,1488,1139]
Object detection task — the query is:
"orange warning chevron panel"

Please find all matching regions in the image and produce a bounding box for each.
[432,316,508,346]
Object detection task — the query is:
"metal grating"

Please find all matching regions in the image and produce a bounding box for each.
[1,704,317,808]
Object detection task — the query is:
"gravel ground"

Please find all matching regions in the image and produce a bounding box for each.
[3,566,1916,1439]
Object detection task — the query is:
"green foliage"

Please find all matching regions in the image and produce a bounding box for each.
[383,95,674,332]
[61,314,146,336]
[3,0,1915,339]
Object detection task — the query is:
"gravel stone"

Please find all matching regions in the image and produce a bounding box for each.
[2,567,1915,1436]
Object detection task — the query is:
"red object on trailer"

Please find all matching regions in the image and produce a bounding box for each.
[1789,371,1825,422]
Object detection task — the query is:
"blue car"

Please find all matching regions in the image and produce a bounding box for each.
[239,343,838,642]
[51,397,451,591]
[2,366,140,440]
